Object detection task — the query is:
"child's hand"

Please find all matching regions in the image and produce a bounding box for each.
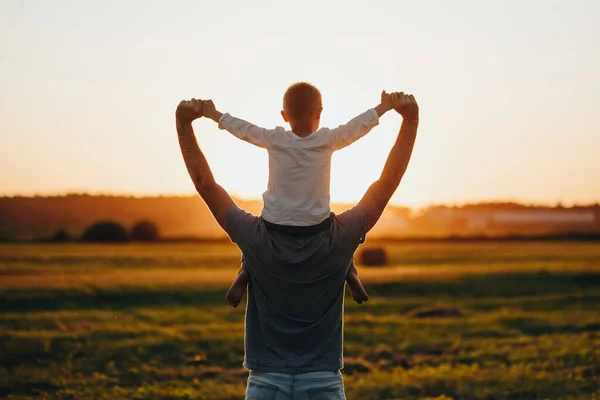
[380,90,394,111]
[202,100,217,119]
[374,91,395,117]
[199,99,223,123]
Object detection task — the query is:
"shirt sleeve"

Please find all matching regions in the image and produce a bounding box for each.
[225,205,262,249]
[218,113,278,149]
[334,205,369,247]
[328,108,379,151]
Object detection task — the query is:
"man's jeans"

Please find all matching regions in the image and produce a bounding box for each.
[246,370,346,400]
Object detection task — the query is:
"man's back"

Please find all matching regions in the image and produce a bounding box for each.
[225,205,368,373]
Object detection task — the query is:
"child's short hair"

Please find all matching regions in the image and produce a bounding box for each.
[283,82,322,121]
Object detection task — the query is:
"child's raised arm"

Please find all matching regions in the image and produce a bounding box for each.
[329,91,394,151]
[202,100,278,149]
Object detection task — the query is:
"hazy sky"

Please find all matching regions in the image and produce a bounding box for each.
[1,0,599,206]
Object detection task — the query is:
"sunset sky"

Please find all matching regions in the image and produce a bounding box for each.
[1,0,599,207]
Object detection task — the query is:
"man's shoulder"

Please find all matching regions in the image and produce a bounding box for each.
[332,206,368,246]
[226,204,368,250]
[225,206,262,247]
[334,205,368,228]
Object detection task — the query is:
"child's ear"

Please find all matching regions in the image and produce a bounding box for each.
[281,110,289,123]
[315,107,323,120]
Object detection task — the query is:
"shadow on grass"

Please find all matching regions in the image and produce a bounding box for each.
[365,272,600,299]
[0,381,60,398]
[2,272,600,313]
[499,317,600,335]
[0,286,229,313]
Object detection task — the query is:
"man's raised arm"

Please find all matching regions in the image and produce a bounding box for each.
[358,93,419,232]
[176,99,235,230]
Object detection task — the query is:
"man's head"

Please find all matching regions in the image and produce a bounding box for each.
[281,82,323,134]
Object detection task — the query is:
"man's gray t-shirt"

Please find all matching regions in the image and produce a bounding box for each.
[225,205,368,373]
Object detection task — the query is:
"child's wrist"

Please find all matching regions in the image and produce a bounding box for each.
[206,110,223,122]
[374,103,392,117]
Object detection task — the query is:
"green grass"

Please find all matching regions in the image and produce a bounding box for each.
[1,242,600,399]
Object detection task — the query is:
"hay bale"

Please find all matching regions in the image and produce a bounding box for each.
[359,247,388,266]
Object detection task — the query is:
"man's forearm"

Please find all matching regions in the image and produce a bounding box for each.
[176,117,235,229]
[358,116,419,232]
[357,94,419,232]
[380,117,419,185]
[176,119,217,192]
[175,99,235,230]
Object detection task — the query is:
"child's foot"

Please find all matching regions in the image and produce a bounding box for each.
[349,282,369,304]
[225,281,246,308]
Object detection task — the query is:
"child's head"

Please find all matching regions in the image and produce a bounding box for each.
[281,82,323,134]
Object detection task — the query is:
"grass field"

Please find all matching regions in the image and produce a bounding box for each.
[1,241,600,399]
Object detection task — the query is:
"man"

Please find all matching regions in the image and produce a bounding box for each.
[175,93,419,399]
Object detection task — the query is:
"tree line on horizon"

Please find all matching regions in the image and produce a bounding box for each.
[50,220,160,243]
[1,195,599,243]
[2,193,599,210]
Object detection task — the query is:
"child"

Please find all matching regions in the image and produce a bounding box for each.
[201,82,395,307]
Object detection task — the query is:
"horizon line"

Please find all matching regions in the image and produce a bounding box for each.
[1,191,598,210]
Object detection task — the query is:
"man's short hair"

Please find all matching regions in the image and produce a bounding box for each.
[283,82,322,121]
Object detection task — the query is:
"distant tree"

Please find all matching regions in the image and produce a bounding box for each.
[130,220,160,242]
[0,236,17,243]
[82,221,128,243]
[359,248,388,266]
[51,229,71,242]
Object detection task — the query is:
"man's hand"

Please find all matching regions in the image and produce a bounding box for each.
[392,92,419,121]
[201,100,223,123]
[176,99,203,125]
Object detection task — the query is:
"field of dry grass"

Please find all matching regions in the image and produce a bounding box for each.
[1,241,599,399]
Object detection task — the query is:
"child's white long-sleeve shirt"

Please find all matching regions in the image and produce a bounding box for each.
[218,109,379,226]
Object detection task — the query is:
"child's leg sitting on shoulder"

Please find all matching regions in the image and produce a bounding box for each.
[227,257,369,307]
[347,258,369,303]
[226,258,249,308]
